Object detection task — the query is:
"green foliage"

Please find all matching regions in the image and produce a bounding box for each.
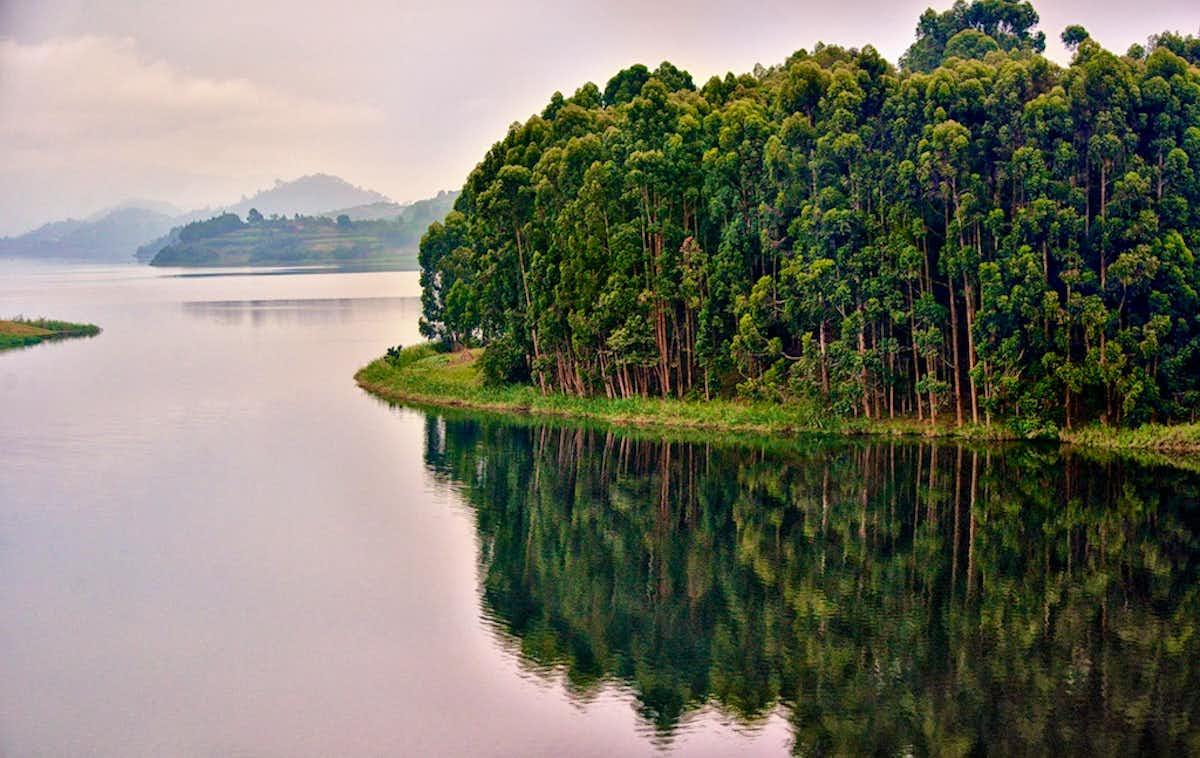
[383,343,437,369]
[9,317,100,335]
[901,0,1045,72]
[152,212,428,267]
[418,0,1200,431]
[1151,31,1200,66]
[355,347,833,436]
[0,317,101,352]
[178,212,245,242]
[943,29,1001,61]
[1061,24,1089,51]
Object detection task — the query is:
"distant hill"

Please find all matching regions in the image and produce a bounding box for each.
[88,198,182,219]
[4,174,399,263]
[148,190,459,268]
[395,191,457,232]
[318,192,458,225]
[321,201,409,222]
[13,218,87,244]
[0,206,178,262]
[225,174,390,220]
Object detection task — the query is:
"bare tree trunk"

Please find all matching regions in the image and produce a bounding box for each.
[819,319,830,403]
[963,272,979,425]
[908,284,923,422]
[947,274,964,427]
[858,305,871,419]
[513,222,545,394]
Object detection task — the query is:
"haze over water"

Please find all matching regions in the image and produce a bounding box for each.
[2,262,1197,755]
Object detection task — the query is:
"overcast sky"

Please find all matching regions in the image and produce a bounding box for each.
[0,0,1196,235]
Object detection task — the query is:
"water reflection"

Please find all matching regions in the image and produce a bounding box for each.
[0,330,101,356]
[181,296,420,327]
[423,415,1200,755]
[166,261,417,278]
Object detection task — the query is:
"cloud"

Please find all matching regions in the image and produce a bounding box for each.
[0,35,385,233]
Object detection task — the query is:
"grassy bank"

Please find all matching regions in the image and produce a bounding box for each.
[356,345,1200,455]
[1061,423,1200,454]
[357,345,839,436]
[356,345,1026,442]
[0,318,101,351]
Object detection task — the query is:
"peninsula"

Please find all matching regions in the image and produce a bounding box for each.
[363,0,1200,454]
[0,318,101,352]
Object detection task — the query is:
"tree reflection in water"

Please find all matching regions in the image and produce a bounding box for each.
[422,414,1200,755]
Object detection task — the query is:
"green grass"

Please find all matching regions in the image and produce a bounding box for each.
[356,344,1200,457]
[356,345,839,437]
[0,317,101,352]
[1061,422,1200,453]
[355,345,1020,440]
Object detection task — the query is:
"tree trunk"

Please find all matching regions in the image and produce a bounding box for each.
[947,274,964,427]
[858,306,871,419]
[963,272,979,425]
[513,222,546,394]
[908,284,923,422]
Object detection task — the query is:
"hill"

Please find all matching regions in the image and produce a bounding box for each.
[395,191,457,233]
[225,174,390,219]
[320,201,408,221]
[147,191,459,268]
[136,178,453,263]
[5,174,399,264]
[0,206,178,262]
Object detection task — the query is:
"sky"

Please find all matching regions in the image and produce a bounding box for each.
[0,0,1196,236]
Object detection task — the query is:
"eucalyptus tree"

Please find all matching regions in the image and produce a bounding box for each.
[419,0,1200,430]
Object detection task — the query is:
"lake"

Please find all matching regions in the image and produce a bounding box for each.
[2,262,1197,756]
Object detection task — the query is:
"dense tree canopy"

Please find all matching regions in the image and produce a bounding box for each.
[419,0,1200,431]
[901,0,1045,72]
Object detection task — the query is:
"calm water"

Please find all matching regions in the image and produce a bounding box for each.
[2,262,1198,756]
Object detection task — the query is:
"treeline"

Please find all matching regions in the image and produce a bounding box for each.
[418,0,1200,431]
[175,210,387,242]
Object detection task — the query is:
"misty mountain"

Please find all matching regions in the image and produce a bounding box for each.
[3,174,397,263]
[316,192,460,225]
[147,191,460,269]
[0,207,179,262]
[14,218,87,244]
[225,174,391,220]
[320,201,409,222]
[88,198,183,220]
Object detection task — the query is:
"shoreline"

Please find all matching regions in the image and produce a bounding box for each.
[0,318,101,352]
[355,345,1200,456]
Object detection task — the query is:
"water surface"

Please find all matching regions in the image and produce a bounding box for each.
[1,262,1197,756]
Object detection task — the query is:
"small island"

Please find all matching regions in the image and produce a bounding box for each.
[0,318,101,352]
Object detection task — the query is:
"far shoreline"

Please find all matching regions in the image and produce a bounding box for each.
[355,344,1200,458]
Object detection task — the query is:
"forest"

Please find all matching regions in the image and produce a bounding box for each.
[417,0,1200,432]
